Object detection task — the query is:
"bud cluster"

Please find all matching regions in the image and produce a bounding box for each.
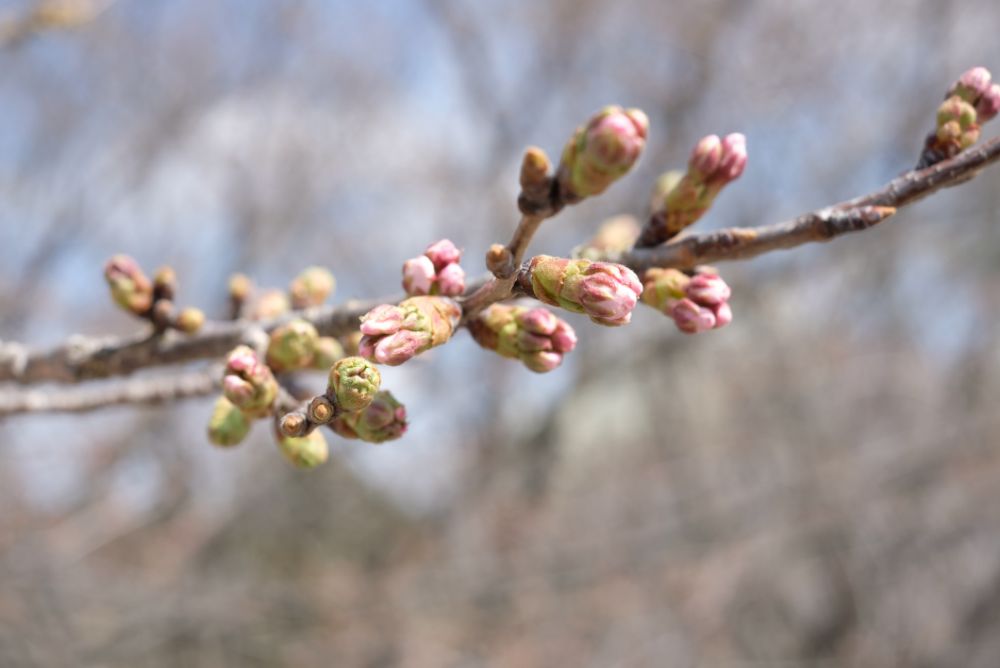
[641,267,733,334]
[637,133,747,247]
[358,296,461,366]
[468,305,578,373]
[920,66,1000,167]
[556,106,648,203]
[527,255,642,326]
[209,345,280,447]
[331,391,408,444]
[103,255,205,334]
[402,239,466,297]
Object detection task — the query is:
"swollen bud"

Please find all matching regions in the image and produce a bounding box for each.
[556,106,648,202]
[250,289,290,320]
[266,319,319,372]
[327,356,382,413]
[402,240,466,297]
[528,255,642,326]
[331,391,408,444]
[289,266,336,309]
[104,255,153,316]
[277,429,329,469]
[468,305,577,373]
[311,336,346,370]
[641,267,734,334]
[222,345,278,415]
[358,297,461,366]
[174,307,205,334]
[207,396,251,447]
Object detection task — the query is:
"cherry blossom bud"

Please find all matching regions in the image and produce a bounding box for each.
[277,429,329,469]
[671,298,717,334]
[104,255,153,316]
[174,307,205,334]
[557,106,648,201]
[266,319,318,372]
[424,239,462,271]
[327,356,381,413]
[311,336,345,370]
[358,297,460,366]
[289,266,336,309]
[528,255,642,326]
[222,345,277,415]
[718,133,748,182]
[685,272,731,306]
[641,267,734,334]
[250,289,290,320]
[331,391,408,444]
[949,66,993,105]
[977,83,1000,123]
[689,134,722,177]
[207,396,251,447]
[468,304,577,373]
[402,255,436,295]
[436,262,466,297]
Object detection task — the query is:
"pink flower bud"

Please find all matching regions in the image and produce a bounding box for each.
[550,321,578,354]
[557,106,648,200]
[371,329,428,366]
[467,304,577,373]
[360,304,404,336]
[515,307,559,336]
[713,301,733,328]
[977,83,1000,122]
[718,133,748,182]
[689,134,722,177]
[522,351,563,373]
[670,298,716,334]
[575,262,643,326]
[949,66,993,104]
[104,254,153,315]
[222,375,254,405]
[686,272,732,306]
[436,262,466,297]
[222,345,278,413]
[424,239,462,271]
[402,256,436,296]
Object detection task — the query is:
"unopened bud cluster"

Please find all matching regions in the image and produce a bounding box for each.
[331,390,408,444]
[402,239,466,297]
[103,255,204,334]
[358,296,461,365]
[637,133,747,247]
[921,66,1000,167]
[557,106,648,202]
[468,305,577,373]
[641,267,733,334]
[527,255,642,326]
[209,346,279,448]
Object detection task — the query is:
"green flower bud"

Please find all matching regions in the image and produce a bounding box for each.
[331,391,407,444]
[207,396,251,447]
[277,429,329,469]
[266,319,319,372]
[311,336,346,370]
[327,356,381,413]
[290,266,336,309]
[104,254,153,316]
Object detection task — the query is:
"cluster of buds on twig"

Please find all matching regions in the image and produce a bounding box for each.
[526,255,642,326]
[635,133,747,248]
[331,390,408,443]
[468,304,577,372]
[358,296,461,365]
[103,255,205,334]
[209,347,276,447]
[919,66,1000,168]
[556,106,648,203]
[402,239,466,297]
[641,267,733,334]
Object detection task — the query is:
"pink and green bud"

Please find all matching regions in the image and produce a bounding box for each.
[402,255,436,295]
[977,84,1000,123]
[174,307,205,334]
[331,390,408,444]
[289,266,336,309]
[638,134,747,247]
[949,66,993,105]
[222,345,278,415]
[207,395,251,447]
[311,336,346,369]
[936,96,980,150]
[469,304,577,373]
[358,296,461,366]
[641,267,733,334]
[327,356,381,413]
[277,429,329,469]
[528,255,642,326]
[266,319,319,372]
[250,289,290,320]
[557,106,648,202]
[104,254,153,316]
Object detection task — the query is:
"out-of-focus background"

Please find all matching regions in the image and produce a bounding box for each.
[1,1,1000,666]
